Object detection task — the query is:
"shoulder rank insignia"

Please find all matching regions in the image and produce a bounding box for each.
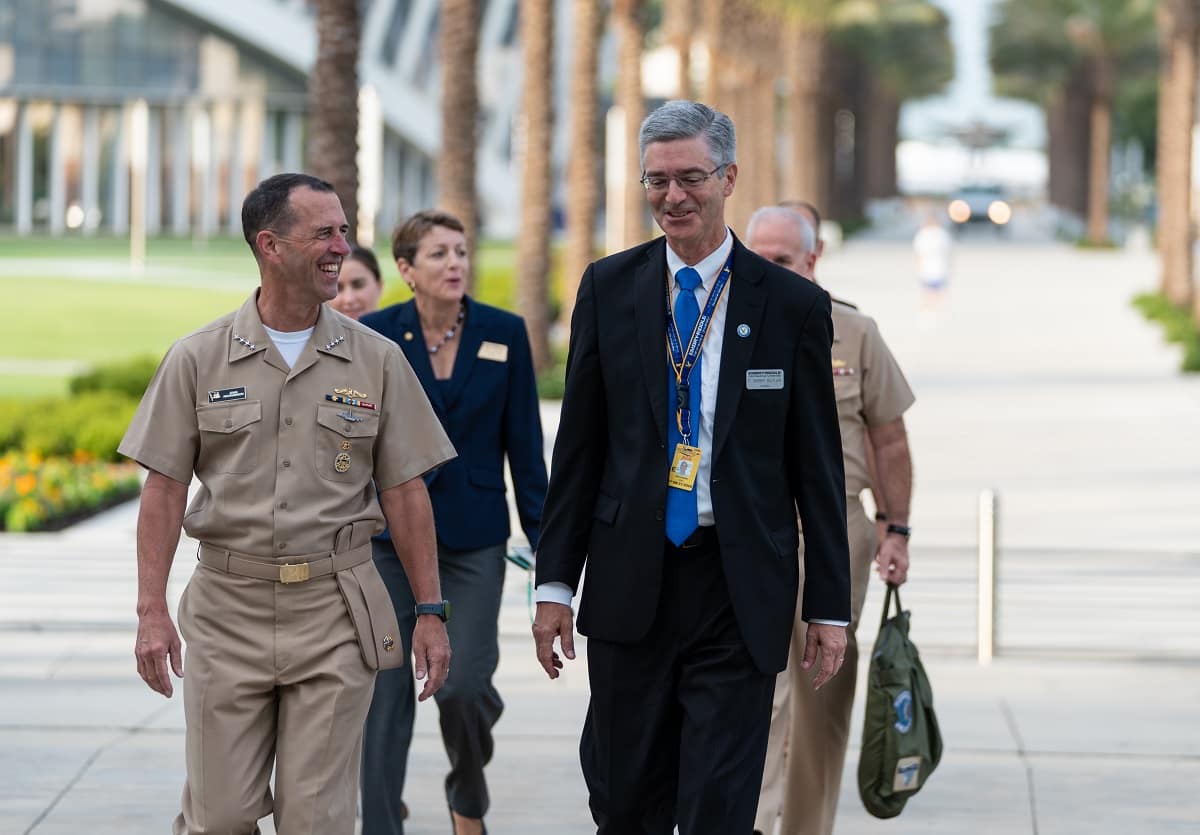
[323,336,346,350]
[233,335,258,350]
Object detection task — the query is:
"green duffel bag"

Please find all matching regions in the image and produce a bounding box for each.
[857,583,943,818]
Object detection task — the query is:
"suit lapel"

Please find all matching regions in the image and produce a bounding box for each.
[712,239,767,463]
[394,301,446,414]
[634,241,669,448]
[444,296,482,409]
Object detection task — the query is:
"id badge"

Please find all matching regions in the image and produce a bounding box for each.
[667,444,702,491]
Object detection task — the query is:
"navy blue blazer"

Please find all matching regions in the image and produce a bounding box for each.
[361,296,548,551]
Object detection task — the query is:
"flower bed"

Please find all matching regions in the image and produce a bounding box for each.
[0,451,142,532]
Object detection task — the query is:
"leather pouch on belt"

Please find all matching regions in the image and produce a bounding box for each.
[335,558,404,670]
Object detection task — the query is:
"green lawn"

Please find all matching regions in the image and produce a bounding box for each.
[3,235,562,392]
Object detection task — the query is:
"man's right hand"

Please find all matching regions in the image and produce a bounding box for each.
[532,602,576,679]
[135,606,183,697]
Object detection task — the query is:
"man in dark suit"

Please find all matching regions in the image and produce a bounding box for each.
[532,100,851,834]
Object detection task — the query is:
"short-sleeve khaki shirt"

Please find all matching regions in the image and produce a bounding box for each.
[830,299,915,494]
[119,292,456,556]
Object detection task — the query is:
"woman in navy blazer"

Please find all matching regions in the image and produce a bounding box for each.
[358,210,547,835]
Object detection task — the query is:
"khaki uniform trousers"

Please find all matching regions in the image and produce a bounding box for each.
[174,558,375,835]
[755,498,876,835]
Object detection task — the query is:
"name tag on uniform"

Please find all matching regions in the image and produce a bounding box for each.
[478,341,509,362]
[745,369,784,390]
[208,386,247,403]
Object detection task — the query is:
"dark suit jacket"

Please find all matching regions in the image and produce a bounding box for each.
[535,235,850,674]
[361,297,547,551]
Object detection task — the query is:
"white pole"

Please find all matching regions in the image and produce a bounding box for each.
[357,85,382,246]
[977,488,998,664]
[130,99,149,275]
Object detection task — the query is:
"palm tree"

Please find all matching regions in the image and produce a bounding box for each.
[517,0,554,372]
[1156,0,1200,310]
[306,0,362,241]
[663,0,696,98]
[438,0,483,275]
[561,0,605,334]
[615,0,646,247]
[835,0,953,201]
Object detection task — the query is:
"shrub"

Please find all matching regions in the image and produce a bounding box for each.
[0,451,142,532]
[1132,292,1200,373]
[69,355,161,399]
[18,392,137,461]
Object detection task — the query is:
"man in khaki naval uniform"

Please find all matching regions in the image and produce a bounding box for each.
[746,205,915,835]
[119,173,456,835]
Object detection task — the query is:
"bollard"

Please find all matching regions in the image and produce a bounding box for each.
[977,488,998,664]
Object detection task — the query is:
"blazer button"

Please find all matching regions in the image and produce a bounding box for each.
[655,509,664,521]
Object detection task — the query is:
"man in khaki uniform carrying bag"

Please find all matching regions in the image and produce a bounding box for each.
[747,204,916,835]
[120,173,456,835]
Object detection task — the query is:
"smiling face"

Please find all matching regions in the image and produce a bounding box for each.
[257,186,352,304]
[642,135,736,262]
[398,224,469,305]
[329,255,383,320]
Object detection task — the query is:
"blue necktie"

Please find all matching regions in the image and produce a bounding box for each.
[665,266,702,546]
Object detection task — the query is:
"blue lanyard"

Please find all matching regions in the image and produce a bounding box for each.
[665,255,732,443]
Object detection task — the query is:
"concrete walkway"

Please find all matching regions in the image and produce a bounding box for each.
[2,239,1199,833]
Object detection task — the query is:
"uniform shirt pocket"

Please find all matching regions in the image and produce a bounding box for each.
[195,401,263,474]
[315,404,380,483]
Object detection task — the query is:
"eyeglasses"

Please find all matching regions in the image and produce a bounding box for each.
[640,165,728,193]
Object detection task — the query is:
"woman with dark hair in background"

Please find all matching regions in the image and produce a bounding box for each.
[359,210,547,835]
[330,244,384,320]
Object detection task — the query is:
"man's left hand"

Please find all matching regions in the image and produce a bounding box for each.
[801,622,848,690]
[412,617,451,702]
[875,535,910,585]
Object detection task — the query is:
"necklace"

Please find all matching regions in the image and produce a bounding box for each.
[425,301,466,354]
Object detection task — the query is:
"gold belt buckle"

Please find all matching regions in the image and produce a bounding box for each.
[279,562,310,583]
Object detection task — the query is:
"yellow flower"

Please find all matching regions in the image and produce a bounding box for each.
[15,473,37,497]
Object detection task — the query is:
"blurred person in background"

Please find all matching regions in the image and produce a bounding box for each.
[330,244,384,320]
[747,204,915,835]
[359,209,548,835]
[913,211,953,309]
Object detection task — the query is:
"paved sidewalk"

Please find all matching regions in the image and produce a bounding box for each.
[3,240,1199,833]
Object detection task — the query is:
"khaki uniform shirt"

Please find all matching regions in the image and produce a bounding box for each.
[831,299,915,494]
[119,292,455,556]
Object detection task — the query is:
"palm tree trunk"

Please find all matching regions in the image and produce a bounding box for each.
[1085,56,1114,244]
[663,0,694,98]
[561,0,603,334]
[438,0,482,277]
[1065,70,1092,219]
[1157,0,1198,309]
[517,0,554,373]
[306,0,361,241]
[615,0,645,248]
[785,22,831,212]
[864,79,899,200]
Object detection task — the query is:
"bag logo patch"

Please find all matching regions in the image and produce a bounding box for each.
[893,689,914,733]
[892,756,922,792]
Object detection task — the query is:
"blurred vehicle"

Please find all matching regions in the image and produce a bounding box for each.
[947,185,1011,231]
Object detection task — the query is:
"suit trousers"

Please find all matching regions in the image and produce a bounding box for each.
[582,536,777,835]
[173,562,375,835]
[754,499,877,835]
[360,539,506,833]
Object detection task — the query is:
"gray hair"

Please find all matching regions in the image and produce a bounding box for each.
[638,100,736,169]
[745,206,817,253]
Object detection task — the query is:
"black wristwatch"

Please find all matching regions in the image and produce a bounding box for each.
[415,600,452,622]
[885,523,911,540]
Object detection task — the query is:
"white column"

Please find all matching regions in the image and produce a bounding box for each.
[145,107,162,234]
[196,105,218,239]
[170,106,192,235]
[110,104,129,234]
[81,105,101,234]
[48,104,67,235]
[357,85,383,245]
[227,103,245,236]
[381,130,402,233]
[15,101,33,235]
[282,110,303,173]
[259,108,278,181]
[401,142,423,218]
